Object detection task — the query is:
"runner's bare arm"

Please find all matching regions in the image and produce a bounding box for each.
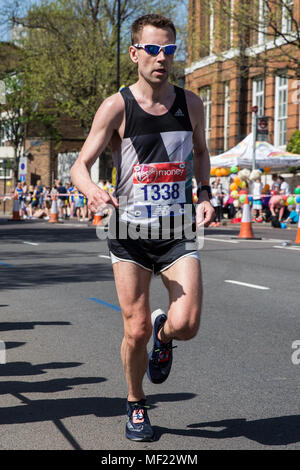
[70,94,124,212]
[186,90,215,227]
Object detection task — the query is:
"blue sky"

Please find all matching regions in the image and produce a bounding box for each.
[0,0,188,43]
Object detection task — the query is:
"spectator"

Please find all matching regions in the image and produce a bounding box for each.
[284,206,299,224]
[278,176,290,195]
[269,195,285,227]
[210,179,223,226]
[57,180,68,220]
[271,174,280,192]
[14,181,26,219]
[251,177,263,222]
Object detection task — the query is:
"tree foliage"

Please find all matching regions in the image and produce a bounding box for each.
[9,0,183,134]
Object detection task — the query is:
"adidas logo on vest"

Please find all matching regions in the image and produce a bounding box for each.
[174,108,184,117]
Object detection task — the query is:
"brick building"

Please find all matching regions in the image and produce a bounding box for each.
[185,0,300,156]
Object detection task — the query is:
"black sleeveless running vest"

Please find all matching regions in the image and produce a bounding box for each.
[111,85,194,228]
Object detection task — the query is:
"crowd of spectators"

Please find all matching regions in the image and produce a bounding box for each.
[202,173,299,227]
[13,178,114,222]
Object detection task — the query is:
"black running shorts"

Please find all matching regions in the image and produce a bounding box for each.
[107,236,199,275]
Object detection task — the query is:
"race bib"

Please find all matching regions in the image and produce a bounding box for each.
[133,162,186,217]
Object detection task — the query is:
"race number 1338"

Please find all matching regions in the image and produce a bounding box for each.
[133,162,186,206]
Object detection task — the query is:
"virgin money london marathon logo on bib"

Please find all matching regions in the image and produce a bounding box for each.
[134,164,158,184]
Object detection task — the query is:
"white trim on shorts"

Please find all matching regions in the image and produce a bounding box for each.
[110,252,152,272]
[109,250,200,276]
[157,251,200,275]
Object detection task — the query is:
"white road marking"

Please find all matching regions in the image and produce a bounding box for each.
[22,241,39,246]
[224,280,270,290]
[205,237,239,244]
[273,245,300,251]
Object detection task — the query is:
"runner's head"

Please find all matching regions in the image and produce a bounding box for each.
[129,14,176,85]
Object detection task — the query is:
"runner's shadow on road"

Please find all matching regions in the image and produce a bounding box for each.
[0,392,195,426]
[0,321,70,332]
[153,415,300,446]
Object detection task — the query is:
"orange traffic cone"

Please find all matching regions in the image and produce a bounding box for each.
[238,196,255,239]
[49,195,59,223]
[295,216,300,244]
[12,195,21,221]
[92,211,103,226]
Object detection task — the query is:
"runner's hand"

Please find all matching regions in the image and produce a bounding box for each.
[87,186,119,213]
[196,198,215,228]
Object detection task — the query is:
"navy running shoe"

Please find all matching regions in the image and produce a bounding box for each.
[125,399,154,441]
[147,309,177,384]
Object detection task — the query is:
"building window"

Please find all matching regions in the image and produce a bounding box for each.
[252,78,265,117]
[0,163,13,180]
[200,1,213,57]
[258,0,268,44]
[199,86,212,149]
[282,0,293,34]
[274,76,288,147]
[224,83,230,151]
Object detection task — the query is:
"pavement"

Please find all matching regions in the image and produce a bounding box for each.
[0,215,299,451]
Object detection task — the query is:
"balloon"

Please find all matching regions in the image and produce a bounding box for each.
[240,180,246,188]
[259,168,264,173]
[215,169,222,177]
[239,194,246,204]
[230,166,238,174]
[220,168,228,176]
[234,177,241,186]
[296,196,300,203]
[7,181,11,187]
[264,184,270,191]
[287,196,295,205]
[230,183,238,191]
[211,167,217,176]
[249,196,253,202]
[193,194,198,203]
[263,167,271,173]
[231,190,239,199]
[295,186,300,195]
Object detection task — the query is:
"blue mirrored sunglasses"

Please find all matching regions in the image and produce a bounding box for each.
[133,44,177,56]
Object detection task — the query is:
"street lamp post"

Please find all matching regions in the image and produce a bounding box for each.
[251,106,258,170]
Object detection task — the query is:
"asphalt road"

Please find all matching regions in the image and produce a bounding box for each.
[0,217,299,450]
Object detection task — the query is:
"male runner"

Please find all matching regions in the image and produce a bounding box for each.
[70,13,215,442]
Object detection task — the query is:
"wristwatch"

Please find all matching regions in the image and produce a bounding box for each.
[197,183,212,200]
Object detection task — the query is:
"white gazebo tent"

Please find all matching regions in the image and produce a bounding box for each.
[210,133,300,169]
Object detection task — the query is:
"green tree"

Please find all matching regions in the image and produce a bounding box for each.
[0,71,59,182]
[9,0,184,135]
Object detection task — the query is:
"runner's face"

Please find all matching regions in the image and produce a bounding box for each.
[130,25,175,85]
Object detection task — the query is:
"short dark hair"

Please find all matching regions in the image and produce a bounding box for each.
[131,14,176,45]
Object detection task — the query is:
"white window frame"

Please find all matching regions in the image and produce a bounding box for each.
[282,0,293,34]
[252,78,265,117]
[258,0,268,44]
[274,75,288,148]
[0,162,13,180]
[200,87,212,149]
[224,82,230,151]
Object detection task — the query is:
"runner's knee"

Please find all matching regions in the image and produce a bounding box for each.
[123,314,152,348]
[170,309,201,340]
